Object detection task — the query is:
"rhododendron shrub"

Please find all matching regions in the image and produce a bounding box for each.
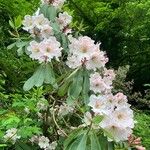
[3,0,145,150]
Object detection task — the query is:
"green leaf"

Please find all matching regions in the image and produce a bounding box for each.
[15,15,22,28]
[64,128,83,149]
[0,144,7,147]
[9,20,15,29]
[67,69,84,104]
[18,126,41,138]
[68,135,82,150]
[23,65,45,91]
[17,47,23,56]
[58,81,71,97]
[90,131,101,150]
[23,75,36,91]
[51,22,61,33]
[76,133,87,150]
[92,115,103,124]
[15,142,35,150]
[34,65,45,87]
[82,69,90,104]
[108,142,114,150]
[61,34,69,52]
[7,42,16,49]
[40,4,57,22]
[44,64,55,84]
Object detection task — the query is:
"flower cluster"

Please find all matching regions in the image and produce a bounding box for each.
[42,0,66,9]
[27,37,62,63]
[30,135,57,150]
[88,92,134,142]
[66,36,108,70]
[4,128,20,144]
[23,14,53,39]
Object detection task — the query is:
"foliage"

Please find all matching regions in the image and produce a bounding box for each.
[134,111,150,149]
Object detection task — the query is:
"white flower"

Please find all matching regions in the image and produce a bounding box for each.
[4,128,20,144]
[103,68,116,81]
[39,37,62,61]
[69,36,95,58]
[37,98,48,111]
[27,37,62,63]
[85,51,108,71]
[112,107,134,128]
[100,118,133,142]
[90,72,112,94]
[45,141,57,150]
[88,95,109,115]
[40,24,53,39]
[30,135,38,143]
[57,12,72,29]
[22,15,34,31]
[24,107,30,114]
[57,103,74,116]
[66,54,82,69]
[38,136,50,149]
[27,41,42,61]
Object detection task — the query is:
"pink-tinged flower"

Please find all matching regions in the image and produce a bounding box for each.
[69,36,95,58]
[90,72,112,94]
[22,15,34,31]
[57,12,72,30]
[27,37,62,63]
[39,37,62,61]
[34,14,50,28]
[85,51,108,71]
[27,41,42,60]
[104,68,116,81]
[23,14,53,38]
[38,136,50,149]
[88,95,109,115]
[66,54,82,69]
[40,24,53,38]
[135,146,146,150]
[100,118,133,142]
[111,107,134,128]
[113,92,130,108]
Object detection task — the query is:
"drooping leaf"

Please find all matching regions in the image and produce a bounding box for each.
[90,131,101,150]
[23,65,45,91]
[64,128,84,149]
[44,64,55,85]
[15,142,36,150]
[82,69,90,104]
[67,69,84,104]
[76,133,87,150]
